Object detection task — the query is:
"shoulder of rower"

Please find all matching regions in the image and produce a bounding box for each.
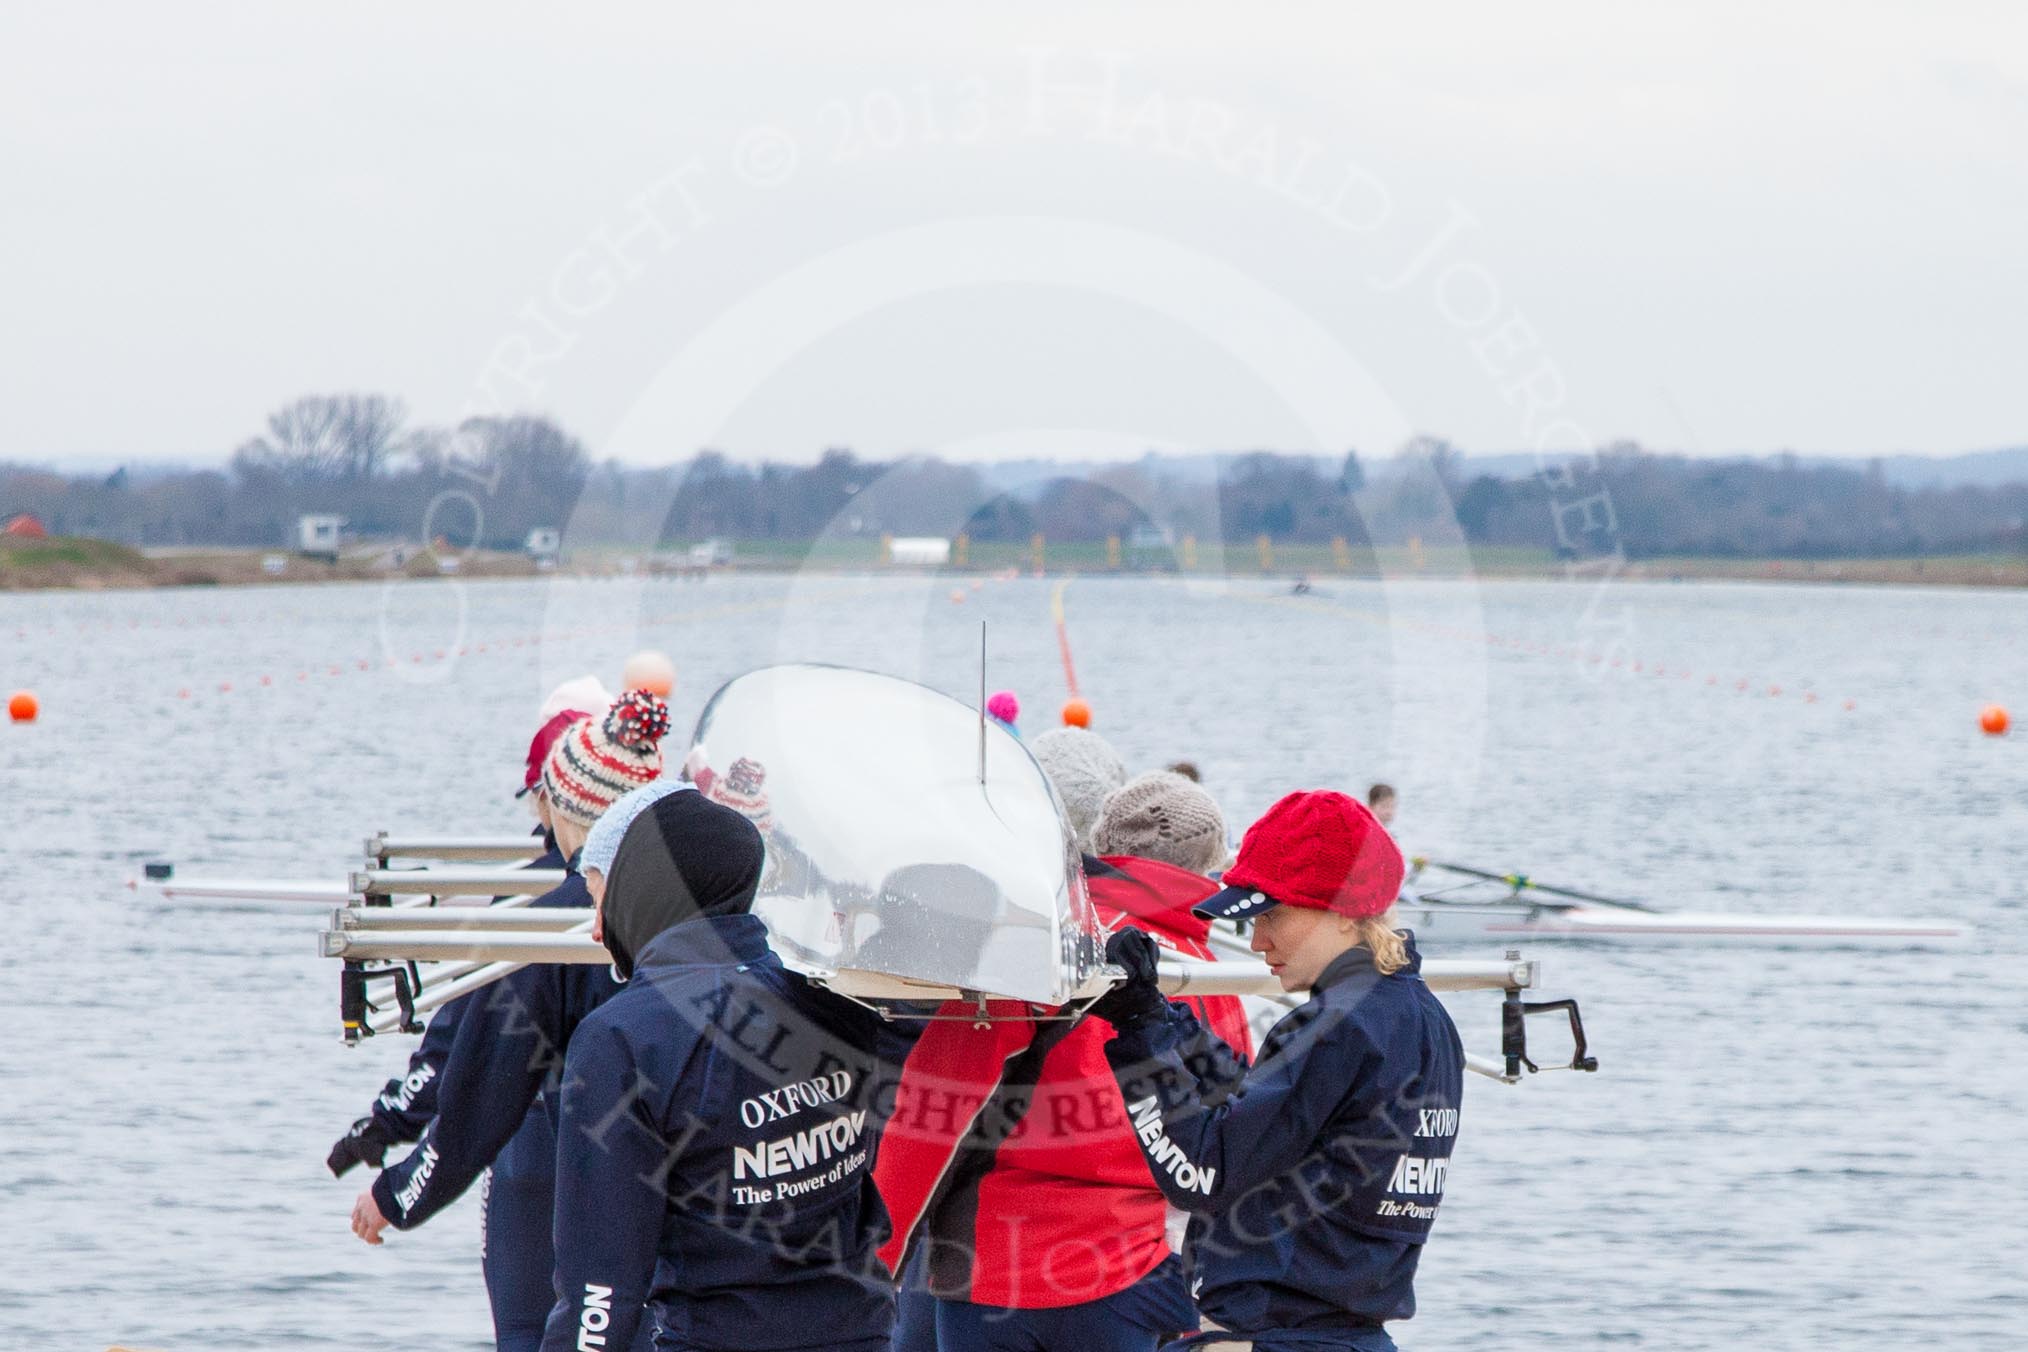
[1257,979,1389,1066]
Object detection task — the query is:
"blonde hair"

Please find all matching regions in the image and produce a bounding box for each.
[1356,906,1410,975]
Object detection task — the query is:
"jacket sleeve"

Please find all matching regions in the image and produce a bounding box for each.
[371,964,564,1230]
[540,1017,661,1352]
[1103,998,1366,1212]
[363,994,467,1142]
[1190,994,1255,1066]
[364,863,564,1141]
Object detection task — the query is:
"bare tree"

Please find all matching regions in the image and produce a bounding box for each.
[230,394,409,482]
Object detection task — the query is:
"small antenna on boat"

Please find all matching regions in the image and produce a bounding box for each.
[978,619,988,785]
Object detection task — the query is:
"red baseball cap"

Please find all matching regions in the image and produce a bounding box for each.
[519,709,586,797]
[1195,790,1405,921]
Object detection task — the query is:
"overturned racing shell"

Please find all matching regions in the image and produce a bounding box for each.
[687,664,1105,1006]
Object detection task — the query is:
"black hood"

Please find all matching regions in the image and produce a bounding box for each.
[601,790,766,980]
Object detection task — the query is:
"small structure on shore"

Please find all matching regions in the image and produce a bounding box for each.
[687,538,732,568]
[296,514,343,561]
[886,535,952,567]
[3,513,49,539]
[524,527,560,562]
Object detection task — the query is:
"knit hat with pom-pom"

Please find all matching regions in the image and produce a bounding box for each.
[1031,726,1127,851]
[704,755,774,833]
[541,690,671,829]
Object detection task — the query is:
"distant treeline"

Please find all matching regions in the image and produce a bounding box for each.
[5,394,2025,559]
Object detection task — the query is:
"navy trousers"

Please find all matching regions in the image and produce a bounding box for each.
[924,1256,1194,1352]
[480,1108,558,1352]
[1161,1328,1397,1352]
[890,1247,938,1352]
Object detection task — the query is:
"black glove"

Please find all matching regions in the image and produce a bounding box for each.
[326,1116,394,1178]
[1087,928,1167,1030]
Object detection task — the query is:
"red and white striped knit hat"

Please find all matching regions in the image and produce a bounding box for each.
[540,690,672,828]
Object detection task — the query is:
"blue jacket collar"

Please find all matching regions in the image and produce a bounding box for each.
[1315,930,1423,991]
[631,911,773,974]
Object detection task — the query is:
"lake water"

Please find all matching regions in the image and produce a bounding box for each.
[3,571,2025,1349]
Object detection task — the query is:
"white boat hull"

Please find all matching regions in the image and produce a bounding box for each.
[1399,898,1970,949]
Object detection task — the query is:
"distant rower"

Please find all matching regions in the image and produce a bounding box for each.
[1367,782,1397,829]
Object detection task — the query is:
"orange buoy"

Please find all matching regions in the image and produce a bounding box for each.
[1979,704,2010,736]
[949,589,967,604]
[7,690,37,722]
[622,650,677,698]
[1061,697,1092,728]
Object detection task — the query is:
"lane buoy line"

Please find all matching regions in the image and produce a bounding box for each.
[3,573,844,646]
[153,587,889,706]
[1050,578,1082,700]
[7,606,313,643]
[1254,590,1861,713]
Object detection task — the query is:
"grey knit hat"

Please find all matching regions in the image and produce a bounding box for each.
[1093,771,1228,875]
[1031,727,1127,851]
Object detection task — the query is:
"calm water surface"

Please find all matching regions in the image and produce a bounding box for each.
[3,572,2024,1349]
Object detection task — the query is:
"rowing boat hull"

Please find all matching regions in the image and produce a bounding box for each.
[1399,899,1970,949]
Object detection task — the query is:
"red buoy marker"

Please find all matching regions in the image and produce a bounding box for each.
[8,690,37,722]
[1980,704,2010,736]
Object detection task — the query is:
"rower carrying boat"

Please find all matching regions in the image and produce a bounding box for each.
[317,664,1597,1083]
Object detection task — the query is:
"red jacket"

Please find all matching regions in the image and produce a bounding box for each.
[873,855,1255,1309]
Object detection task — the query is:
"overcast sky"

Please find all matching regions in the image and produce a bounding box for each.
[4,3,2024,468]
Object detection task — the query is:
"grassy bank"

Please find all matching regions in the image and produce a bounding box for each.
[1620,553,2028,587]
[657,540,2028,587]
[0,535,159,589]
[7,533,2025,591]
[0,538,548,591]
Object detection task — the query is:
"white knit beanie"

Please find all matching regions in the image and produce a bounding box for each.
[539,674,613,725]
[1093,771,1228,875]
[1031,727,1127,851]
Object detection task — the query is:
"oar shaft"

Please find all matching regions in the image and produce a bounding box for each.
[1412,859,1655,911]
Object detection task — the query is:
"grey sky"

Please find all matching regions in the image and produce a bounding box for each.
[4,3,2024,468]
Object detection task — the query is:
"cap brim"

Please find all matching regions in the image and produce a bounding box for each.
[1193,884,1282,921]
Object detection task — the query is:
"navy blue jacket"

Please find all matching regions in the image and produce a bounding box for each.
[539,913,895,1352]
[1103,936,1463,1335]
[373,866,624,1231]
[364,841,566,1144]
